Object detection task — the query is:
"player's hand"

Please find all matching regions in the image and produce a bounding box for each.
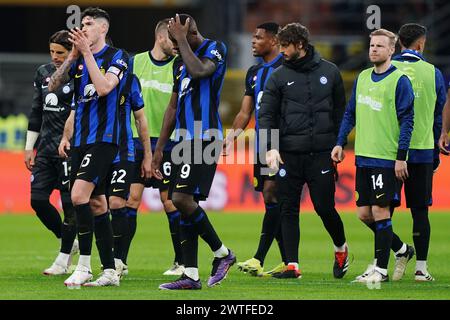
[222,136,233,156]
[168,14,189,42]
[395,160,408,181]
[141,153,153,179]
[438,132,450,155]
[266,149,283,171]
[69,27,92,56]
[151,149,164,180]
[58,138,70,158]
[331,145,345,163]
[67,44,80,61]
[24,150,35,171]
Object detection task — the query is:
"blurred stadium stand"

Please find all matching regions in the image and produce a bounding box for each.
[0,0,448,150]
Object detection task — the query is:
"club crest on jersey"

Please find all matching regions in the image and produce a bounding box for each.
[63,85,71,94]
[279,168,286,177]
[320,76,328,85]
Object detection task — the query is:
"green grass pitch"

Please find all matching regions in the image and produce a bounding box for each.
[0,212,449,300]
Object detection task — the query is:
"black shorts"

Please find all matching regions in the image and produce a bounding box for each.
[70,143,118,196]
[356,167,398,207]
[391,163,433,208]
[31,155,70,200]
[132,148,172,190]
[107,161,133,200]
[253,160,276,192]
[168,140,221,201]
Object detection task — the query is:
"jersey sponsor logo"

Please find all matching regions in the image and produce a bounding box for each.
[179,78,192,98]
[210,49,223,61]
[140,79,173,94]
[287,81,295,86]
[79,84,98,103]
[45,93,58,106]
[320,76,328,85]
[357,94,382,111]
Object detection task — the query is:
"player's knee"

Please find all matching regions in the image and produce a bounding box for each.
[262,189,277,204]
[71,193,89,206]
[171,193,194,213]
[162,199,176,213]
[357,210,374,224]
[126,190,142,208]
[89,197,106,214]
[109,196,126,210]
[31,198,49,212]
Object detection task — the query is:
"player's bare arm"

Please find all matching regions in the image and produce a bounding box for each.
[58,110,74,158]
[69,28,119,96]
[439,90,450,154]
[153,92,178,179]
[133,109,152,179]
[223,95,254,155]
[168,14,216,79]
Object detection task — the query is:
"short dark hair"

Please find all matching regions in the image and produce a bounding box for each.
[398,23,427,48]
[81,7,110,24]
[277,23,309,47]
[257,22,280,36]
[49,30,71,51]
[177,14,197,31]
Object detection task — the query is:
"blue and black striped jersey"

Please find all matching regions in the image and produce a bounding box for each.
[172,39,227,141]
[70,45,129,147]
[245,53,283,151]
[114,73,144,163]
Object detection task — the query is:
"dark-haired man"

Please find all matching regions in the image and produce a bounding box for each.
[387,23,446,282]
[155,14,235,290]
[224,22,287,277]
[25,30,78,276]
[50,7,129,287]
[259,23,349,279]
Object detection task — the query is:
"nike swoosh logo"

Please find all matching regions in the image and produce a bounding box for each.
[113,188,124,192]
[163,179,170,184]
[153,71,162,74]
[75,73,84,78]
[176,75,181,80]
[77,172,86,176]
[113,235,122,238]
[376,193,385,199]
[287,81,294,86]
[181,240,187,244]
[251,84,256,89]
[268,172,276,177]
[321,170,330,174]
[62,180,69,185]
[78,231,91,236]
[41,85,48,89]
[176,184,188,188]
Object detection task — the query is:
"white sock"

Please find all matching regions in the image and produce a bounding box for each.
[213,245,229,258]
[395,243,407,256]
[55,252,70,267]
[374,266,387,276]
[114,258,123,268]
[416,260,427,273]
[372,258,377,267]
[78,255,91,269]
[334,242,347,252]
[184,267,199,281]
[288,262,299,269]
